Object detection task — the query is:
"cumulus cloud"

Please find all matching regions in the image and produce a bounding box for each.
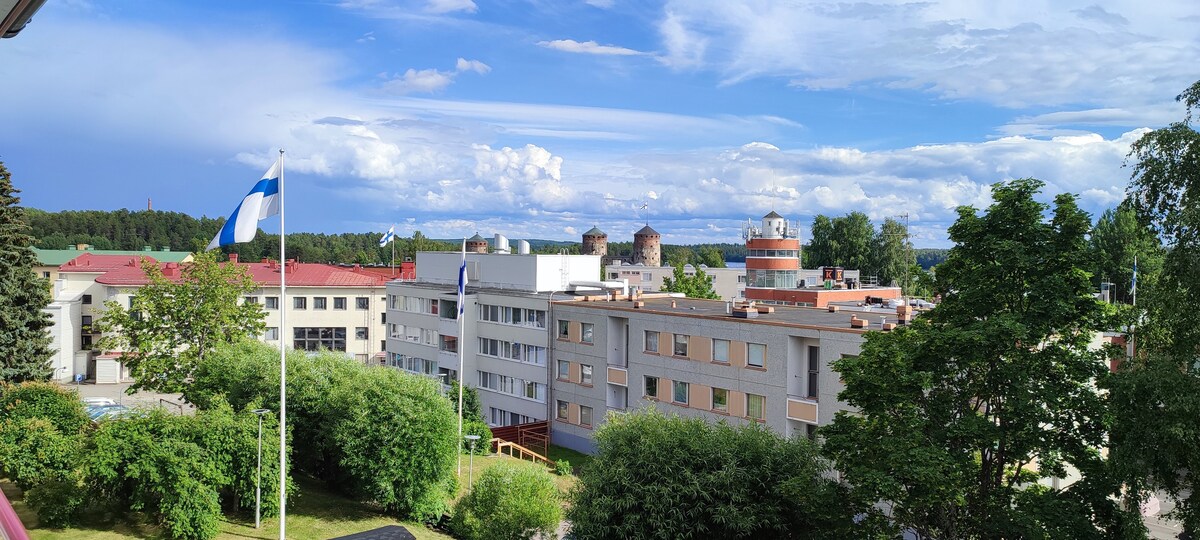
[379,58,490,95]
[538,39,644,56]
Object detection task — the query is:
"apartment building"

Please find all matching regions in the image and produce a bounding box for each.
[385,248,605,428]
[550,295,904,453]
[45,252,392,383]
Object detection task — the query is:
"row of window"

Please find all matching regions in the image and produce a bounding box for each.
[556,360,593,385]
[478,371,546,402]
[557,320,595,343]
[292,326,347,351]
[479,338,548,366]
[556,400,594,427]
[490,407,536,427]
[390,324,439,346]
[478,304,547,328]
[644,375,766,420]
[248,296,372,310]
[391,295,460,319]
[746,269,800,289]
[746,249,799,258]
[645,331,766,368]
[393,353,437,376]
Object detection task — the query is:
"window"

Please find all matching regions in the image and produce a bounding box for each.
[294,297,307,309]
[712,339,730,363]
[673,334,689,357]
[712,387,728,412]
[334,297,347,310]
[558,320,569,339]
[645,376,659,398]
[557,400,569,420]
[807,346,820,399]
[355,327,368,340]
[82,294,92,304]
[581,364,593,385]
[580,405,593,427]
[644,331,658,353]
[557,360,569,380]
[440,336,458,353]
[43,271,51,278]
[381,312,386,324]
[264,327,279,341]
[293,327,347,351]
[746,394,765,420]
[581,323,594,344]
[748,343,766,368]
[245,296,258,304]
[265,297,279,310]
[356,297,369,310]
[805,423,817,440]
[673,381,689,404]
[314,297,327,310]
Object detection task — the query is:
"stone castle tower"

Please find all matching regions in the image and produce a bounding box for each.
[633,225,661,267]
[466,233,488,253]
[581,226,608,257]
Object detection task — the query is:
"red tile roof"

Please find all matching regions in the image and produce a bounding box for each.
[59,253,158,273]
[93,259,390,288]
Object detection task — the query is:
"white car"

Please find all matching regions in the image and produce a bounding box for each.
[82,397,118,407]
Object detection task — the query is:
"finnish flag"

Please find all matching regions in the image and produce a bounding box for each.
[457,240,468,318]
[207,160,281,250]
[379,225,396,247]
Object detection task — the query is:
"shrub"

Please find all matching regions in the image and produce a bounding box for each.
[554,459,571,476]
[0,417,81,490]
[451,462,562,540]
[0,381,89,434]
[464,420,492,455]
[25,477,87,527]
[567,408,852,540]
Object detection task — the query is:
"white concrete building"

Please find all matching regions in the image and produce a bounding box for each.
[386,249,607,427]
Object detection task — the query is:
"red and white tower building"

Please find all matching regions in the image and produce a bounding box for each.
[743,211,802,302]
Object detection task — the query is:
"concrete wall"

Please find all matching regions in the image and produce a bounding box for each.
[417,252,601,293]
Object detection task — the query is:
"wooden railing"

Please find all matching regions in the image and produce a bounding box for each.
[490,420,549,458]
[491,438,552,466]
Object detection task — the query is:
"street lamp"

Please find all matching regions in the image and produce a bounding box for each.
[251,408,271,529]
[464,434,481,488]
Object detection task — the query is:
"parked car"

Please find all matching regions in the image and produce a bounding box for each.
[82,397,118,408]
[87,404,129,421]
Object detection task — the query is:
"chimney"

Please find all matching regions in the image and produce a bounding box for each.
[228,253,239,264]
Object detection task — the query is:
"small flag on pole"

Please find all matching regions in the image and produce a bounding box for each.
[379,225,395,247]
[457,240,468,318]
[207,160,281,250]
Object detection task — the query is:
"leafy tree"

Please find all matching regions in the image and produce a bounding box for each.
[697,246,726,268]
[661,262,720,299]
[0,381,90,434]
[872,217,915,290]
[96,250,265,393]
[823,179,1140,539]
[1108,79,1200,533]
[807,214,835,268]
[451,462,562,540]
[0,417,81,490]
[1089,204,1163,305]
[568,409,851,539]
[831,211,873,270]
[0,162,53,382]
[449,379,485,422]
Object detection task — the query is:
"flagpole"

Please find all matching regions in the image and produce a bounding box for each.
[457,239,466,477]
[278,148,288,540]
[391,234,396,276]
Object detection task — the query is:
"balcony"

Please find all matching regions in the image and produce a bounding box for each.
[606,366,628,387]
[786,397,818,424]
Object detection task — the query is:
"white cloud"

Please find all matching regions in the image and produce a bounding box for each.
[379,58,490,95]
[584,0,614,8]
[426,0,476,14]
[538,39,644,56]
[455,57,491,74]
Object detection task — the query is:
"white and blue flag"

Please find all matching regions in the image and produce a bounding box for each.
[379,225,395,247]
[207,160,281,250]
[457,239,468,319]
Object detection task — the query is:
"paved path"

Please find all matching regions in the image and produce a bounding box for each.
[60,381,195,415]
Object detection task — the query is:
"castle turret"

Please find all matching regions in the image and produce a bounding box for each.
[582,226,608,257]
[466,233,488,254]
[633,225,661,267]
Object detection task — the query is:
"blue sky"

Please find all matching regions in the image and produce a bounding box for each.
[2,0,1197,247]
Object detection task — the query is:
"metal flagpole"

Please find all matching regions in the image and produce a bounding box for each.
[278,148,288,540]
[457,239,467,477]
[391,234,396,276]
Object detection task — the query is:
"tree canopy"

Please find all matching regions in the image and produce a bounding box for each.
[661,262,720,299]
[0,162,53,382]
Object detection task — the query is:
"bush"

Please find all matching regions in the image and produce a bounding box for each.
[464,420,492,455]
[567,409,852,540]
[450,462,562,540]
[25,477,87,527]
[0,417,81,490]
[0,381,89,435]
[554,459,571,476]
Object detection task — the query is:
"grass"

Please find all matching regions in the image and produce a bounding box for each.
[547,445,593,474]
[6,477,453,540]
[454,451,576,498]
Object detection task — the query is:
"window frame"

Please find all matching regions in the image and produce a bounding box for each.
[673,334,689,357]
[557,359,569,381]
[581,322,594,344]
[356,297,370,310]
[712,338,730,363]
[265,297,279,310]
[746,393,765,421]
[747,342,766,368]
[581,364,593,386]
[293,297,307,310]
[314,297,327,310]
[644,375,659,399]
[644,330,659,353]
[712,387,728,412]
[558,320,569,339]
[334,297,347,310]
[580,405,593,427]
[673,380,689,404]
[355,327,368,340]
[557,400,569,420]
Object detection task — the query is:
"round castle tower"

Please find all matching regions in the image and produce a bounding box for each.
[466,233,488,254]
[581,226,608,257]
[633,225,661,267]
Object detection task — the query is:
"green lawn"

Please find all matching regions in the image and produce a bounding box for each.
[547,444,593,474]
[9,452,577,540]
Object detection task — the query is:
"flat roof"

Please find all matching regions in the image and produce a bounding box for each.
[36,248,193,266]
[554,296,904,334]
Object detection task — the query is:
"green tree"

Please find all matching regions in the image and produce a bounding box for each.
[96,250,265,394]
[1108,79,1200,533]
[568,409,851,539]
[450,462,562,540]
[0,162,53,382]
[0,381,90,435]
[831,211,873,271]
[661,262,720,299]
[822,179,1140,539]
[697,246,727,268]
[1089,204,1163,305]
[0,417,81,491]
[807,214,835,268]
[871,217,915,290]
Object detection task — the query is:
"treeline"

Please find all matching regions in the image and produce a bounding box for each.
[806,212,917,289]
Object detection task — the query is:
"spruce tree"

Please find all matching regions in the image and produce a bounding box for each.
[0,162,53,382]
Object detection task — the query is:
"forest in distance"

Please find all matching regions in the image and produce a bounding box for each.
[24,207,949,270]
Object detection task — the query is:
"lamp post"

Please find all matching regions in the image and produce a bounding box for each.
[465,434,481,488]
[251,408,271,529]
